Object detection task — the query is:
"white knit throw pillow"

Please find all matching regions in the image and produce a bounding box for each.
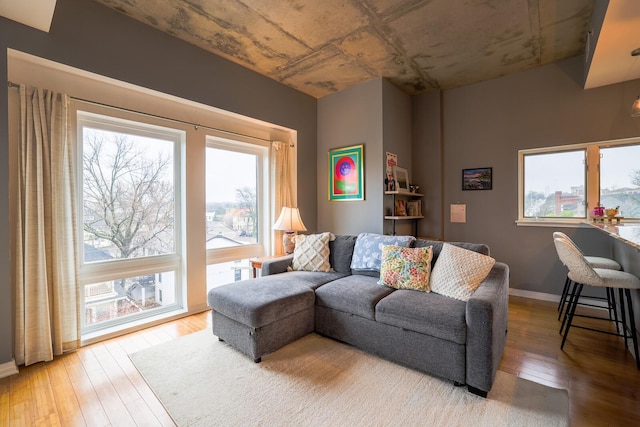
[430,243,495,301]
[291,232,335,272]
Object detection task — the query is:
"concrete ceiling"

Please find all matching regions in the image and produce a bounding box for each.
[4,1,640,99]
[92,0,595,98]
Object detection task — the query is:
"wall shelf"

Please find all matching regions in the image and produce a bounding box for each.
[384,191,424,236]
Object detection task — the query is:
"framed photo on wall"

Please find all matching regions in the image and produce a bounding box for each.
[462,167,492,191]
[328,144,364,201]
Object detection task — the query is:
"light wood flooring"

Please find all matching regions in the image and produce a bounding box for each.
[1,296,639,426]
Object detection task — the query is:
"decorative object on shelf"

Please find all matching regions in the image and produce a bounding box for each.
[409,184,420,193]
[406,200,419,217]
[328,144,364,201]
[632,96,640,117]
[273,207,307,254]
[385,152,397,191]
[462,167,492,191]
[394,166,410,191]
[395,198,406,216]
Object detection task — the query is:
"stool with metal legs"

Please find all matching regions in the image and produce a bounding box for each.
[554,237,640,370]
[553,232,621,324]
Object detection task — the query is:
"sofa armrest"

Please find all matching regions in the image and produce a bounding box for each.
[261,255,294,276]
[465,262,509,394]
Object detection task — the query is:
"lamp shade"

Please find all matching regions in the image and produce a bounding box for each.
[273,207,307,232]
[632,96,640,117]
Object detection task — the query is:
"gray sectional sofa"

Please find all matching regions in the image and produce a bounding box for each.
[207,234,509,397]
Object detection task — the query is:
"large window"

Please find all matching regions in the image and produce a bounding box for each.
[519,138,640,222]
[205,138,270,291]
[77,109,184,334]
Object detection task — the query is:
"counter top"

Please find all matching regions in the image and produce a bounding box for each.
[584,221,640,250]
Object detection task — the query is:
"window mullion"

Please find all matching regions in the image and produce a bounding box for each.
[585,145,600,212]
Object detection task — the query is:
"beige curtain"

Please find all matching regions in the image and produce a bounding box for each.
[14,85,79,366]
[271,140,294,255]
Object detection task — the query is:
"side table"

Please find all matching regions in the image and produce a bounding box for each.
[250,255,281,278]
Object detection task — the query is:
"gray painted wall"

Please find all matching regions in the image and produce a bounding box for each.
[317,78,384,235]
[412,91,443,240]
[382,80,413,236]
[317,78,412,236]
[0,0,317,366]
[439,55,640,294]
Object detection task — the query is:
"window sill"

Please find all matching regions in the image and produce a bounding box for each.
[516,219,640,228]
[515,219,586,228]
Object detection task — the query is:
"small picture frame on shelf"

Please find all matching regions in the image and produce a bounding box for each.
[407,201,420,217]
[394,198,406,216]
[394,167,409,192]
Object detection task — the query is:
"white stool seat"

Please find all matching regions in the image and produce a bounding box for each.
[553,232,621,324]
[584,256,622,270]
[554,237,640,370]
[588,268,640,290]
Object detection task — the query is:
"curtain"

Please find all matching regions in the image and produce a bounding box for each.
[271,140,294,255]
[14,85,79,366]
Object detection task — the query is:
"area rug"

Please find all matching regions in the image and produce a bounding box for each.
[130,330,569,426]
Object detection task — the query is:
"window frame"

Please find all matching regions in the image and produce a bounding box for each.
[205,136,271,265]
[518,137,640,225]
[74,103,186,334]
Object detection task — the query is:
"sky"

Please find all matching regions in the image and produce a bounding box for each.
[205,148,257,203]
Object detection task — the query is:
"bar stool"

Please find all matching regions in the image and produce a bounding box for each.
[553,237,640,369]
[552,232,621,323]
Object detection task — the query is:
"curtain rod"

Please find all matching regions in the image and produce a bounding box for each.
[8,80,295,147]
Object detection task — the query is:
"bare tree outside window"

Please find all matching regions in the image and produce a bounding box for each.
[82,128,175,261]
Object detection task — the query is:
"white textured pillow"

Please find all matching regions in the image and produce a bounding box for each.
[291,232,335,272]
[430,243,495,301]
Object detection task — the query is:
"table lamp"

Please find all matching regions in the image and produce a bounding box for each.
[273,207,307,254]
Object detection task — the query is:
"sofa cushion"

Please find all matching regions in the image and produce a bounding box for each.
[275,270,348,290]
[350,233,415,275]
[314,275,395,320]
[207,278,315,328]
[329,235,357,274]
[375,289,467,344]
[414,240,489,269]
[430,243,495,301]
[378,245,433,292]
[291,232,334,272]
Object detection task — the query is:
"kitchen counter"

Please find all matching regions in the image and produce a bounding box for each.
[584,221,640,250]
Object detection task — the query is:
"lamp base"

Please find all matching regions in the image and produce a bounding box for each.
[283,231,297,255]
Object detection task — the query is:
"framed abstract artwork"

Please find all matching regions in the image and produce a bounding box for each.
[328,144,364,201]
[462,167,492,190]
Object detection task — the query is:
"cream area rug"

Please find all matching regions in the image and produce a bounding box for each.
[130,330,569,427]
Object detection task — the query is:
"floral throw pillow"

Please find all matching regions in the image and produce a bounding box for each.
[429,243,495,301]
[378,245,433,292]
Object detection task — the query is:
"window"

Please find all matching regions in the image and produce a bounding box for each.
[205,138,270,291]
[600,145,640,218]
[522,149,586,219]
[519,138,640,223]
[77,109,184,334]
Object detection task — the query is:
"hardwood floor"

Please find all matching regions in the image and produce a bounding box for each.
[1,296,639,426]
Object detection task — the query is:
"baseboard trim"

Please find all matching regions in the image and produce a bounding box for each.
[509,288,609,308]
[509,288,560,303]
[0,359,19,379]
